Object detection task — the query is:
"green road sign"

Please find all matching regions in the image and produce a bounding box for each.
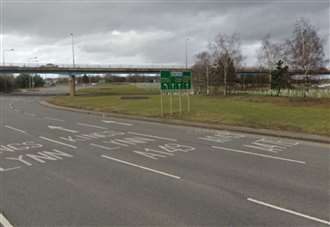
[160,71,192,91]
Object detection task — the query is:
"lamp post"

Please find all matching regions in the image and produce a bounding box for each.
[2,48,14,66]
[69,33,76,96]
[185,38,189,69]
[28,57,38,88]
[70,33,75,67]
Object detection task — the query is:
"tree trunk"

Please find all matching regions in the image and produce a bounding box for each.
[223,63,227,96]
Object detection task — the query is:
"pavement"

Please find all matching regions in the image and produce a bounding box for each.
[0,94,329,226]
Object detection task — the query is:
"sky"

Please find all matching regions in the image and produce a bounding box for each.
[0,0,329,67]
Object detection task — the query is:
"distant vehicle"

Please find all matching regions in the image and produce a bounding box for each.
[40,63,59,68]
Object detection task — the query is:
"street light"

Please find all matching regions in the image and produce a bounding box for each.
[69,33,77,96]
[185,38,189,69]
[2,48,14,66]
[70,33,76,67]
[27,57,38,88]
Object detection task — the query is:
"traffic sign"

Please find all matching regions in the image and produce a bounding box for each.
[160,71,192,91]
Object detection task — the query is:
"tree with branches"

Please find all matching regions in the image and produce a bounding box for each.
[192,51,211,95]
[209,33,243,95]
[285,18,327,97]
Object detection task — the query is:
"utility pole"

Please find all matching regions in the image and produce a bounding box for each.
[69,33,76,96]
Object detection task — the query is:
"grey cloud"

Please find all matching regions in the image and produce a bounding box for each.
[1,0,329,65]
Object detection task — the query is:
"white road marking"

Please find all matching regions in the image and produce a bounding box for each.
[247,197,330,226]
[212,146,306,164]
[5,125,27,134]
[39,136,77,149]
[101,155,181,179]
[24,112,36,117]
[44,117,64,122]
[0,213,14,227]
[0,166,21,172]
[90,143,120,150]
[127,131,177,142]
[77,123,108,130]
[48,125,79,133]
[102,120,133,126]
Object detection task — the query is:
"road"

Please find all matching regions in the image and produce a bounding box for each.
[0,94,329,226]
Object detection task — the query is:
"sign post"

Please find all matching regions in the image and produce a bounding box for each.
[160,91,164,117]
[160,71,192,116]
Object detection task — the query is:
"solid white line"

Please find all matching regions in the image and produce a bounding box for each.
[78,123,108,130]
[39,136,77,149]
[101,155,181,180]
[0,213,14,227]
[102,120,133,126]
[212,146,306,164]
[5,125,27,134]
[90,143,120,150]
[127,131,177,142]
[44,117,64,122]
[247,197,330,226]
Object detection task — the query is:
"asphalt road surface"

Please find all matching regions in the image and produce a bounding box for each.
[0,94,329,227]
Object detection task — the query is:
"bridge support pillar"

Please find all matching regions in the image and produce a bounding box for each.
[69,75,76,96]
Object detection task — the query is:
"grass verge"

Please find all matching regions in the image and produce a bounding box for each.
[48,84,330,136]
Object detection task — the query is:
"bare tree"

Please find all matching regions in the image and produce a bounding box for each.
[257,34,285,88]
[285,18,327,96]
[192,51,211,94]
[286,18,327,71]
[257,34,284,70]
[209,33,243,95]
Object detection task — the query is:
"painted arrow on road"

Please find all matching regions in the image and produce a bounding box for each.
[48,125,79,133]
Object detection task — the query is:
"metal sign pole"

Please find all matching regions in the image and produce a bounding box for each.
[160,91,164,117]
[170,90,173,115]
[187,89,190,113]
[179,85,182,115]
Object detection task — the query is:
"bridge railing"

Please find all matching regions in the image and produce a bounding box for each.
[2,63,186,69]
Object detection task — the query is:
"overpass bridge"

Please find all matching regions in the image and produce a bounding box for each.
[0,63,188,74]
[0,63,188,96]
[1,64,329,96]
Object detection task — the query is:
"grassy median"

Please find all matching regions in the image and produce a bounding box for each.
[48,84,330,136]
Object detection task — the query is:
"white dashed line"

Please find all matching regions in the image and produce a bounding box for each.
[5,125,27,134]
[212,146,306,164]
[0,213,14,227]
[101,155,181,180]
[102,120,133,126]
[90,143,120,150]
[48,125,79,133]
[127,131,177,142]
[78,123,108,130]
[39,136,77,149]
[247,197,330,226]
[44,117,64,122]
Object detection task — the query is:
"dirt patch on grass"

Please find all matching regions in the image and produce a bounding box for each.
[213,95,330,108]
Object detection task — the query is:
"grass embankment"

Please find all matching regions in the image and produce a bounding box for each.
[49,84,330,136]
